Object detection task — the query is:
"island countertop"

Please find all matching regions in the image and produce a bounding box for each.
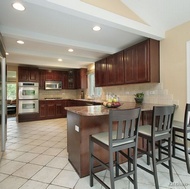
[65,102,165,116]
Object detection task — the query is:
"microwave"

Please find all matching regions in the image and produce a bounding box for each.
[45,81,62,90]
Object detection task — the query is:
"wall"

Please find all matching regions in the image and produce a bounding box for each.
[160,21,190,121]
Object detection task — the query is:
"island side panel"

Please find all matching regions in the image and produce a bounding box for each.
[80,115,109,177]
[67,110,109,177]
[67,111,81,175]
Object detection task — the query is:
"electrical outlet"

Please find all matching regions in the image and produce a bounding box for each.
[75,125,79,132]
[149,91,155,95]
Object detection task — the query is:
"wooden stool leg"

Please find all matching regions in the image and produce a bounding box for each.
[109,151,115,189]
[152,142,159,189]
[89,139,94,187]
[168,139,174,182]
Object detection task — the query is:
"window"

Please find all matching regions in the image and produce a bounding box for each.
[7,83,16,100]
[88,73,102,98]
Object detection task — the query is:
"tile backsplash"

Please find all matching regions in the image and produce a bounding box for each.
[39,89,77,100]
[39,83,179,106]
[100,83,179,105]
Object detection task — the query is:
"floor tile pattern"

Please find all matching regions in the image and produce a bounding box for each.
[0,117,189,189]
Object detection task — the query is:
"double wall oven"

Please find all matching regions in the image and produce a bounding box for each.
[18,82,39,114]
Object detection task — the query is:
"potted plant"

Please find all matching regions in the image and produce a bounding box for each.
[134,92,144,103]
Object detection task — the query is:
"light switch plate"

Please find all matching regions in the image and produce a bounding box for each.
[75,125,79,132]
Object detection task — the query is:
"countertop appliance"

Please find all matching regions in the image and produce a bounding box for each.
[45,81,62,90]
[18,82,39,114]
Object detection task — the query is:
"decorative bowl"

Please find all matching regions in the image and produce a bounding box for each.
[103,102,121,108]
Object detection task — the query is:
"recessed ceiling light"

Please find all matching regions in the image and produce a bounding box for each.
[58,58,62,62]
[68,49,74,52]
[6,52,9,55]
[93,26,101,31]
[17,40,24,44]
[12,2,25,11]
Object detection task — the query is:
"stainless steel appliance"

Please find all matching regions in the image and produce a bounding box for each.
[18,82,39,114]
[19,82,39,99]
[45,81,62,90]
[19,100,39,114]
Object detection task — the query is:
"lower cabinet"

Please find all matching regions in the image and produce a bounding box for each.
[18,113,39,122]
[39,100,68,120]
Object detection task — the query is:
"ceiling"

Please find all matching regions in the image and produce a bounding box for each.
[1,0,190,70]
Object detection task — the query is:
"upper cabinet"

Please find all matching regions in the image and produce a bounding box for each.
[18,67,39,82]
[76,68,87,89]
[95,58,107,87]
[124,39,160,84]
[67,70,76,89]
[95,38,160,87]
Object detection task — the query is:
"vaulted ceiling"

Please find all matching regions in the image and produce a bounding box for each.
[1,0,190,69]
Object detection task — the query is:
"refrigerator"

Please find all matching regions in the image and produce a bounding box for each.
[0,57,7,152]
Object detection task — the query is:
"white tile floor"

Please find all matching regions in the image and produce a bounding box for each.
[0,117,189,189]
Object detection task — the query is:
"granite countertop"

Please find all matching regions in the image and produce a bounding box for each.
[65,102,164,116]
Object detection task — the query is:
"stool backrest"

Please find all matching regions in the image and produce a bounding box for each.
[152,105,176,140]
[184,103,190,137]
[109,108,141,148]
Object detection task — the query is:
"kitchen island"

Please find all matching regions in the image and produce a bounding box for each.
[65,102,159,177]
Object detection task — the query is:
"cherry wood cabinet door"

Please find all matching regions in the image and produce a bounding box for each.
[46,101,56,118]
[62,71,68,89]
[39,101,46,119]
[68,70,76,89]
[55,100,63,117]
[39,70,46,89]
[29,68,39,82]
[95,58,107,87]
[62,100,68,117]
[114,51,124,85]
[18,67,29,81]
[136,40,149,82]
[18,67,39,82]
[45,70,54,81]
[124,46,137,83]
[75,68,87,89]
[107,55,115,85]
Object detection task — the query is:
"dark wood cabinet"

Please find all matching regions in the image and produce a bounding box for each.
[39,70,64,89]
[107,51,125,85]
[39,70,46,89]
[46,101,56,119]
[18,67,39,82]
[62,71,68,89]
[95,58,107,87]
[95,38,160,87]
[55,100,63,118]
[68,70,76,89]
[124,39,160,84]
[76,68,87,89]
[39,100,46,119]
[62,100,68,117]
[107,55,115,85]
[39,100,68,120]
[124,46,137,83]
[45,70,62,81]
[18,113,39,122]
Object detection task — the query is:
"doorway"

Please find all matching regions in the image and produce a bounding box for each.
[7,71,17,118]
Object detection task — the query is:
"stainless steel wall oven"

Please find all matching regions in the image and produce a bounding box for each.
[18,82,39,114]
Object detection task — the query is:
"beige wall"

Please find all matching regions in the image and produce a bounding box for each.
[160,21,190,121]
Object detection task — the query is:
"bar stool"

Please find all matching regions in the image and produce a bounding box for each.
[89,108,141,189]
[172,103,190,173]
[137,105,176,189]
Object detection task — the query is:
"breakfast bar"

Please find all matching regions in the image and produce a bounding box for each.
[65,102,158,177]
